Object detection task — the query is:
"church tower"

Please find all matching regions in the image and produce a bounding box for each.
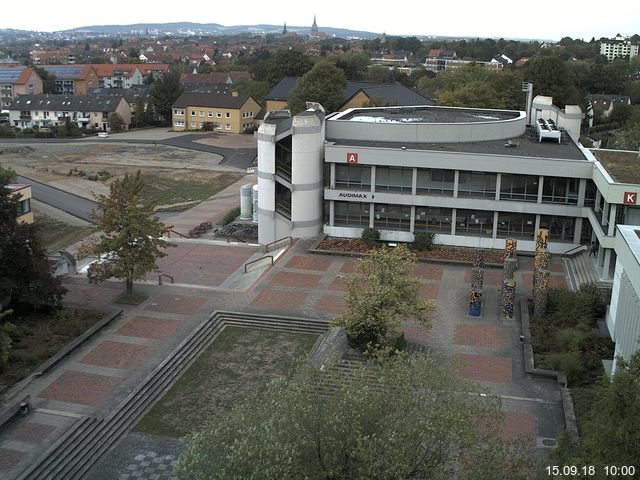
[282,22,287,36]
[311,15,319,36]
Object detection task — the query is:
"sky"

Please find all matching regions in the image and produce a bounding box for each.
[4,0,640,41]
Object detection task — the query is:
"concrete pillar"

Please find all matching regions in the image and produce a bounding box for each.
[410,205,416,233]
[577,179,586,207]
[450,209,457,236]
[492,211,498,239]
[330,162,335,188]
[453,170,460,198]
[370,166,376,194]
[495,173,502,201]
[537,176,544,203]
[329,200,335,227]
[608,204,618,237]
[411,168,417,196]
[603,249,612,281]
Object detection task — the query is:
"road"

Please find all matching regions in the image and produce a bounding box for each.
[18,174,98,222]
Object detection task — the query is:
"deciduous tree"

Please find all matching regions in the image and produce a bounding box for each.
[288,61,347,114]
[332,244,434,353]
[150,71,184,121]
[175,354,539,480]
[87,172,174,296]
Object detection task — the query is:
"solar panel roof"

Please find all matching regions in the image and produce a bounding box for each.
[0,66,26,83]
[42,65,85,79]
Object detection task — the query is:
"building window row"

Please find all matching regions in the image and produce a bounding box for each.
[331,201,578,243]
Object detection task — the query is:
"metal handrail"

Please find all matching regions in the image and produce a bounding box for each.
[166,229,188,239]
[158,273,175,285]
[244,255,274,273]
[264,236,293,253]
[563,245,586,256]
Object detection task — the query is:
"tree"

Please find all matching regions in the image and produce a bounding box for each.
[332,244,434,353]
[0,166,66,311]
[0,306,15,370]
[523,56,581,107]
[553,349,640,474]
[150,71,184,121]
[288,61,347,114]
[233,77,271,107]
[175,354,539,480]
[33,66,57,94]
[132,97,149,128]
[108,112,125,132]
[87,172,174,296]
[262,48,314,86]
[335,53,370,80]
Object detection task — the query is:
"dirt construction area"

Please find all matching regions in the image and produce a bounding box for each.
[0,142,243,202]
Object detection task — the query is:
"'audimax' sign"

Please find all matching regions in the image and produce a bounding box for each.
[338,192,370,199]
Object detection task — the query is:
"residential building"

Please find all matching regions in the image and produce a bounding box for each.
[6,184,33,224]
[0,65,43,109]
[600,34,639,61]
[37,65,99,95]
[585,94,632,120]
[138,64,169,82]
[8,94,131,131]
[264,77,434,113]
[171,91,260,133]
[92,64,144,89]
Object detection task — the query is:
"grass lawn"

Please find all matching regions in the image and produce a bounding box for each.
[140,173,242,209]
[0,309,104,390]
[133,326,318,438]
[33,209,94,253]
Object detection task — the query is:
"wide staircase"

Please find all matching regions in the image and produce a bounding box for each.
[564,251,610,291]
[12,311,329,480]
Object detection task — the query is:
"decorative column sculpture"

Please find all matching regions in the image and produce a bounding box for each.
[468,288,482,317]
[502,278,516,320]
[504,238,517,262]
[533,269,551,317]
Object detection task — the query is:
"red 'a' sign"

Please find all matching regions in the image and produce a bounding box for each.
[624,192,637,205]
[346,152,358,164]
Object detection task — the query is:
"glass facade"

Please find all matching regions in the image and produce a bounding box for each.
[275,182,291,219]
[414,207,452,233]
[335,164,371,190]
[334,201,370,227]
[375,166,413,193]
[416,168,455,196]
[457,171,497,199]
[500,174,538,202]
[542,176,579,205]
[455,209,494,237]
[374,203,411,231]
[540,215,575,242]
[496,212,536,239]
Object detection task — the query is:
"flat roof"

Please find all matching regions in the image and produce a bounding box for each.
[590,149,640,184]
[6,183,29,191]
[329,127,588,161]
[334,105,521,124]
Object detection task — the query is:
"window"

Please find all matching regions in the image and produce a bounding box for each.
[275,182,291,219]
[225,124,231,130]
[374,203,411,231]
[190,122,196,128]
[216,112,222,118]
[173,109,184,116]
[208,112,213,117]
[335,164,371,190]
[457,171,497,198]
[455,209,494,237]
[416,168,454,196]
[414,207,452,233]
[500,174,538,202]
[539,215,575,242]
[190,111,196,116]
[542,177,578,205]
[496,212,536,239]
[174,120,185,127]
[225,112,231,118]
[584,180,597,207]
[375,167,413,193]
[334,201,370,227]
[17,198,31,216]
[199,111,204,116]
[249,111,254,117]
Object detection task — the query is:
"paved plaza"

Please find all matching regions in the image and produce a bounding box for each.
[0,239,569,478]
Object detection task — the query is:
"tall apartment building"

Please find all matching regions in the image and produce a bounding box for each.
[600,35,639,61]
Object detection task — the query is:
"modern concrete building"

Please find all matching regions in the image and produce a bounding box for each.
[608,225,640,371]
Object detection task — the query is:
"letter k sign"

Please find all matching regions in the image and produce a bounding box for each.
[624,192,637,205]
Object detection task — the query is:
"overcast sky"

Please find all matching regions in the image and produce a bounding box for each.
[5,0,640,41]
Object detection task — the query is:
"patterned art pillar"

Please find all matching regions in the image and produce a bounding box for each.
[471,267,484,290]
[473,249,484,269]
[533,250,551,289]
[468,287,482,317]
[534,269,551,317]
[535,229,549,252]
[504,238,517,262]
[501,278,516,320]
[503,257,517,280]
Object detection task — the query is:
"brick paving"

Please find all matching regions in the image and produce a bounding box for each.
[454,325,511,349]
[463,269,503,286]
[144,295,207,316]
[285,255,332,271]
[269,271,322,288]
[80,341,153,371]
[38,370,122,406]
[415,264,444,281]
[420,283,439,299]
[250,289,308,311]
[0,448,25,474]
[454,354,513,384]
[116,316,182,341]
[501,411,537,445]
[313,294,347,316]
[520,273,568,289]
[5,421,57,444]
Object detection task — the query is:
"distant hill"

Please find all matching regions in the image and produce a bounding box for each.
[67,22,380,38]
